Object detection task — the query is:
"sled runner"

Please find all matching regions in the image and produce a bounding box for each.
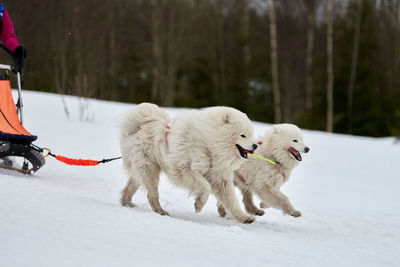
[0,43,45,174]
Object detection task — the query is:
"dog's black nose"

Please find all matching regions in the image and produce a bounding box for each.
[304,147,310,153]
[252,144,258,150]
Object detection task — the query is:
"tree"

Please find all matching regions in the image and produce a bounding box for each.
[151,0,163,104]
[215,0,227,105]
[269,0,282,123]
[305,0,316,111]
[347,0,362,133]
[326,0,334,132]
[241,0,251,97]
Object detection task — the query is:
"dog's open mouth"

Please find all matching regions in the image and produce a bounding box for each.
[288,147,302,161]
[236,144,254,159]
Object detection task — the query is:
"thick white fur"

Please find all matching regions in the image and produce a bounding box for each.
[219,123,309,218]
[120,103,258,223]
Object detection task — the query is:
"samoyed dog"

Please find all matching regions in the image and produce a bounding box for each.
[218,123,309,218]
[120,103,259,223]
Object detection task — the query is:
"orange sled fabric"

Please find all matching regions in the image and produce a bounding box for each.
[0,80,37,142]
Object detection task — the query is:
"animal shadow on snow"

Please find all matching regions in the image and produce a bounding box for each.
[121,201,303,233]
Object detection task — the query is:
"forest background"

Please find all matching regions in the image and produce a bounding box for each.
[3,0,400,137]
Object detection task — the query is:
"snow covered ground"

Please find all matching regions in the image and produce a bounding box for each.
[1,91,399,267]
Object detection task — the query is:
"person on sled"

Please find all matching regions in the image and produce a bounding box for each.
[0,4,25,67]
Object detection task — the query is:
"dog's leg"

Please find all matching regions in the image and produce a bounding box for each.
[182,171,211,213]
[193,179,211,213]
[258,186,301,217]
[241,189,265,216]
[233,173,264,216]
[194,190,210,213]
[130,160,169,216]
[143,170,170,216]
[260,202,270,209]
[121,177,140,207]
[212,180,255,224]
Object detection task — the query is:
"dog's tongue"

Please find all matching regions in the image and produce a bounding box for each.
[288,147,302,161]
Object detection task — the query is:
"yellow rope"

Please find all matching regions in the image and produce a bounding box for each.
[249,153,276,165]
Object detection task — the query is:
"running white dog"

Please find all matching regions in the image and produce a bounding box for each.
[218,123,309,218]
[120,103,259,223]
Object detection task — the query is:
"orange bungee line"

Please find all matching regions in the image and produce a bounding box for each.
[41,147,121,166]
[54,155,101,166]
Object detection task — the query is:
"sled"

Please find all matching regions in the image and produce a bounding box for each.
[0,43,45,174]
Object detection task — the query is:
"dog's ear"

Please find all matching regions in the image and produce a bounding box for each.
[223,113,231,124]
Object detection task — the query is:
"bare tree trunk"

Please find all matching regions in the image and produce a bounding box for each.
[211,1,223,105]
[165,65,176,106]
[305,1,315,111]
[242,0,251,72]
[151,0,163,103]
[50,2,70,119]
[217,0,227,105]
[269,0,282,123]
[165,21,176,107]
[108,2,117,100]
[239,0,250,106]
[326,0,334,132]
[347,0,362,134]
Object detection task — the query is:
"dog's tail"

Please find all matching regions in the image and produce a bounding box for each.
[121,102,170,137]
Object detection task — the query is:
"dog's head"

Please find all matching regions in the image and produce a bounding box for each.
[268,123,310,164]
[228,113,258,160]
[205,107,258,160]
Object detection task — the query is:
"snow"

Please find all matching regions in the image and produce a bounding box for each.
[1,91,400,267]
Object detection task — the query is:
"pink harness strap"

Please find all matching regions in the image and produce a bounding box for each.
[236,170,247,184]
[165,125,170,136]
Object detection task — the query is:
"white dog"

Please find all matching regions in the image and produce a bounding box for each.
[218,123,309,218]
[120,103,259,223]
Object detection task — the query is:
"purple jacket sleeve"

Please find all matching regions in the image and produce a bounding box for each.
[0,9,20,53]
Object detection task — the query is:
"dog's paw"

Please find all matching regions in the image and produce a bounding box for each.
[194,198,206,213]
[217,205,227,217]
[243,217,256,224]
[254,209,265,216]
[121,202,136,208]
[157,210,170,216]
[289,210,302,217]
[238,215,256,224]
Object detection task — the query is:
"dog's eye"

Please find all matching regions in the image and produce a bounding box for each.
[241,134,246,138]
[293,140,298,143]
